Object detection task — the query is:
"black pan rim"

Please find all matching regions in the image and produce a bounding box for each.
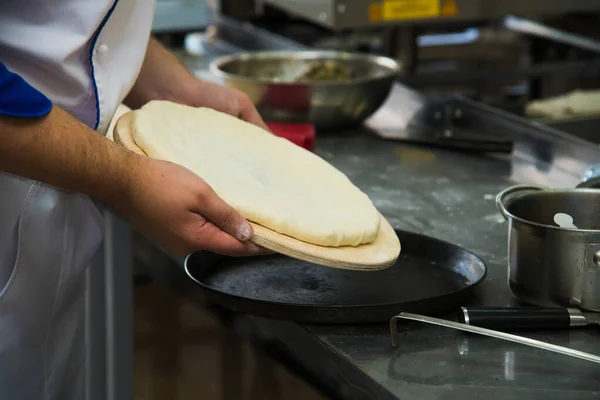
[183,229,488,310]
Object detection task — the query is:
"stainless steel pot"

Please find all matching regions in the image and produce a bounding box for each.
[496,184,600,311]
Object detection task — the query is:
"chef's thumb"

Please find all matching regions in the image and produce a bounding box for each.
[201,191,254,242]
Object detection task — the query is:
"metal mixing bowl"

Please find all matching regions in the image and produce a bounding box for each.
[209,50,401,130]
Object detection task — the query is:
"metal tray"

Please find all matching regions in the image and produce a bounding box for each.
[184,230,487,324]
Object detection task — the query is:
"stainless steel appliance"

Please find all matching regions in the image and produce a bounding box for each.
[152,0,213,32]
[216,0,600,109]
[257,0,600,30]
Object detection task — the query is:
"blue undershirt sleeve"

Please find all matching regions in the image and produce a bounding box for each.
[0,61,52,118]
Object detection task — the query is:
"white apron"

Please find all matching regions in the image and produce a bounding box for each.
[0,1,155,398]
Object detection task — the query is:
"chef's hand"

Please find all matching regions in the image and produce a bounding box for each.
[187,80,270,131]
[123,156,268,257]
[125,38,269,131]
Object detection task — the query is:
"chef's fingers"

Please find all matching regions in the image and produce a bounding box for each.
[190,183,255,242]
[189,221,271,257]
[238,98,270,132]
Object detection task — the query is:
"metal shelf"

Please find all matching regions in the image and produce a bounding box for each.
[260,0,600,30]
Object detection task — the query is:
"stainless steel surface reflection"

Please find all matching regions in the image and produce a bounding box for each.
[391,313,600,363]
[209,50,400,130]
[385,321,600,399]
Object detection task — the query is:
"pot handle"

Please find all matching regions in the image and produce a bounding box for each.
[496,184,546,220]
[576,176,600,189]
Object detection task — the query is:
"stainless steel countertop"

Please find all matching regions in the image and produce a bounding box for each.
[153,20,600,400]
[249,130,600,400]
[162,126,600,400]
[304,133,600,400]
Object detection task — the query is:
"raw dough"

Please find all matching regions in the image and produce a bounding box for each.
[525,89,600,120]
[130,100,380,247]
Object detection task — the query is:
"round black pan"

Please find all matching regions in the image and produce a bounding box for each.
[184,230,487,324]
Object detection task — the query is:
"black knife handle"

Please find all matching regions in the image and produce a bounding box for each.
[458,307,586,331]
[435,137,514,153]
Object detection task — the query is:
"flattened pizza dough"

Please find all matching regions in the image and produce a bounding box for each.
[525,89,600,120]
[130,100,380,247]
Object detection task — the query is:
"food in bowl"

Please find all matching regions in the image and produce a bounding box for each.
[294,60,352,82]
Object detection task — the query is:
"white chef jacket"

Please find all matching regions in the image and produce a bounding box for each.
[0,1,155,399]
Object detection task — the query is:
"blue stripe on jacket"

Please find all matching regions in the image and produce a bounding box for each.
[0,62,52,118]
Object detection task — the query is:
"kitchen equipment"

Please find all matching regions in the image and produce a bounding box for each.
[459,306,600,331]
[209,50,400,131]
[183,229,487,324]
[387,321,600,392]
[504,15,600,54]
[370,120,514,153]
[366,90,514,153]
[113,113,401,270]
[265,122,315,150]
[390,312,600,364]
[554,212,578,229]
[496,184,600,311]
[247,214,400,270]
[582,165,600,184]
[257,0,600,30]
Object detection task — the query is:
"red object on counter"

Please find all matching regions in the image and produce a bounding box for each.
[266,122,315,150]
[264,87,311,112]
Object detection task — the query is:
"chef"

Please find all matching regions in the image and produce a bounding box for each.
[0,1,268,398]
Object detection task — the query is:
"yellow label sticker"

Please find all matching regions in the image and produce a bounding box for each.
[441,0,459,16]
[369,3,382,22]
[382,0,440,21]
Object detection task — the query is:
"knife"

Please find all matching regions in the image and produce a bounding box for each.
[458,306,600,331]
[373,124,514,154]
[390,312,600,364]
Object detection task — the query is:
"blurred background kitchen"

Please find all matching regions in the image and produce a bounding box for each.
[115,1,600,399]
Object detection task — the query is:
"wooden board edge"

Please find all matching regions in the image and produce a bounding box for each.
[249,214,400,271]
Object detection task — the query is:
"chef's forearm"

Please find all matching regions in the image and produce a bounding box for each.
[124,37,197,109]
[0,106,137,207]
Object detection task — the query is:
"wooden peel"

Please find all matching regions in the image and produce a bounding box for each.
[250,215,400,270]
[113,112,401,270]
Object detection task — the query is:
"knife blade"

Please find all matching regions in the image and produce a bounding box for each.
[390,312,600,364]
[372,123,514,154]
